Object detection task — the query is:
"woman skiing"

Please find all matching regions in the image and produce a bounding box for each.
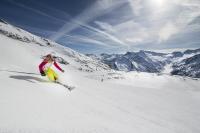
[39,54,64,82]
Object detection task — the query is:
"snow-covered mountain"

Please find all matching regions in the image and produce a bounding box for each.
[0,19,112,74]
[171,54,200,78]
[88,48,200,78]
[1,19,200,133]
[169,48,200,78]
[98,51,168,72]
[0,19,54,46]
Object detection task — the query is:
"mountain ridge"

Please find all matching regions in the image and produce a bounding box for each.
[86,48,200,78]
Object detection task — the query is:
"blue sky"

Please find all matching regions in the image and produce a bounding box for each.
[0,0,200,54]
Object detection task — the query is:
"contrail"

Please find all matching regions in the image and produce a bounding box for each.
[9,0,127,46]
[64,34,108,46]
[7,0,66,23]
[50,0,127,45]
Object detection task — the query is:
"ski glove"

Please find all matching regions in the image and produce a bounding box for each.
[40,71,46,76]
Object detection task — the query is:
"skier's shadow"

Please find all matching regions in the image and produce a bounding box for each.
[0,69,40,76]
[9,75,47,83]
[0,69,47,83]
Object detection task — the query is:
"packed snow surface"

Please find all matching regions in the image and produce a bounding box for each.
[0,28,200,133]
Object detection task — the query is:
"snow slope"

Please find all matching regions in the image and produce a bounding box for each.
[0,21,200,133]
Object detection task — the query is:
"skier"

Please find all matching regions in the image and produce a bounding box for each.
[39,54,64,82]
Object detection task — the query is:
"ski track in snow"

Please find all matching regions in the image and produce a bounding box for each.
[0,31,200,133]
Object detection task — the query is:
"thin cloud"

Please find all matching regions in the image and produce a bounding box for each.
[158,22,179,42]
[95,0,200,47]
[127,0,143,16]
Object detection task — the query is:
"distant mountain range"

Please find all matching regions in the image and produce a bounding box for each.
[86,48,200,78]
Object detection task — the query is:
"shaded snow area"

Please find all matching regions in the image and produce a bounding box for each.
[0,24,200,133]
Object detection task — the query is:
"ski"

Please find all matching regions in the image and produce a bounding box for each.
[55,81,75,91]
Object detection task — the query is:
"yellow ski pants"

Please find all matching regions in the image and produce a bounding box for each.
[45,68,58,81]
